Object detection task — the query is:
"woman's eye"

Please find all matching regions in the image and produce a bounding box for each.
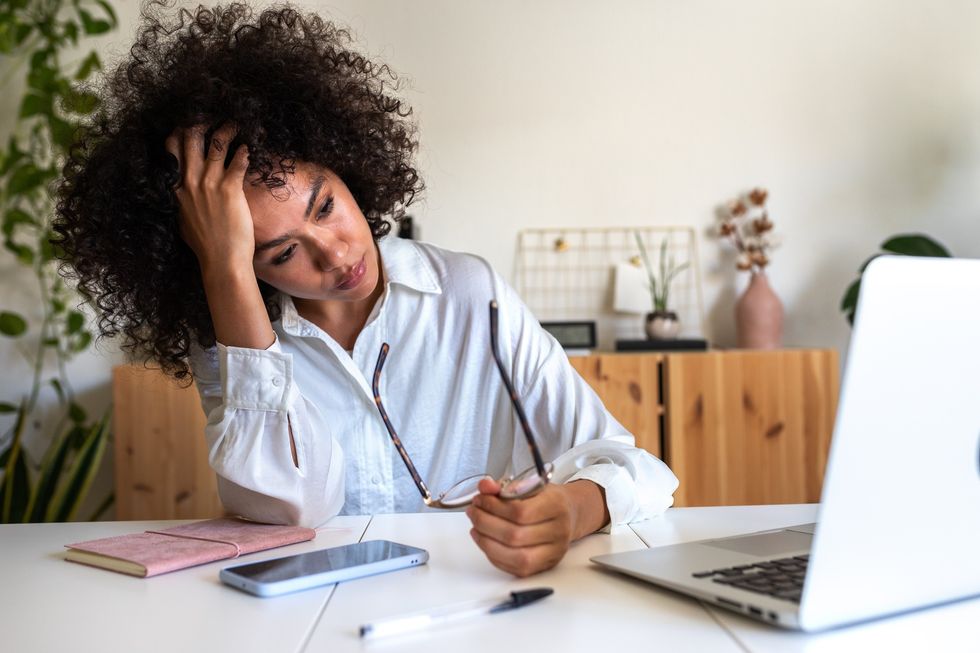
[273,244,296,266]
[316,196,334,221]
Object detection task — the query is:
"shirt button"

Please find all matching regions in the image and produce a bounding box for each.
[372,475,381,485]
[272,377,282,387]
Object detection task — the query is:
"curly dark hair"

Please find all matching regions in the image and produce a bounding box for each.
[53,1,422,382]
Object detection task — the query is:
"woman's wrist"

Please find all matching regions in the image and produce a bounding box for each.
[200,262,276,350]
[199,255,256,285]
[563,479,610,541]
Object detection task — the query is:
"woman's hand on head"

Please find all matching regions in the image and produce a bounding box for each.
[164,123,254,274]
[465,477,609,577]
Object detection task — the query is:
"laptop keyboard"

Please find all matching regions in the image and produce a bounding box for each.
[692,555,808,603]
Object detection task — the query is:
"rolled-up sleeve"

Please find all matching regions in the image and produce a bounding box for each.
[188,337,345,527]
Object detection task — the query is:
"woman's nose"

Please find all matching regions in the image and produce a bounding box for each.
[310,232,348,270]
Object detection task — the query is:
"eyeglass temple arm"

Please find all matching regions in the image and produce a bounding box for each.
[372,343,433,503]
[489,301,549,478]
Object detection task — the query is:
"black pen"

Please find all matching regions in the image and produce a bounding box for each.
[358,588,554,639]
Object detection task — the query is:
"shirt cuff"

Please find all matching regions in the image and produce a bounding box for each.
[566,463,637,534]
[217,335,293,411]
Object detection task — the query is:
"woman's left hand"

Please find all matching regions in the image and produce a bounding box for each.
[465,478,608,577]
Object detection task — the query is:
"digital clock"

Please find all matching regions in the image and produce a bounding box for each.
[540,321,597,350]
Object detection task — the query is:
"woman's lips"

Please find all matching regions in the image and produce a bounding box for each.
[336,256,366,290]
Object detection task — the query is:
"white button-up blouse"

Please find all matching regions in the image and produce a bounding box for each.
[188,236,679,528]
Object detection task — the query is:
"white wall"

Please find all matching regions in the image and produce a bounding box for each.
[3,0,980,514]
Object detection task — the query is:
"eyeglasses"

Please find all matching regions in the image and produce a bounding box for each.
[371,300,554,509]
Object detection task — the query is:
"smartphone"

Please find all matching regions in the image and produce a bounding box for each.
[219,539,429,597]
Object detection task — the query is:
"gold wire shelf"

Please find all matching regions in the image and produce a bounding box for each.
[514,226,707,350]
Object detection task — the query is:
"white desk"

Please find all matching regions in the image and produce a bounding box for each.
[1,516,370,652]
[306,512,738,651]
[3,505,977,652]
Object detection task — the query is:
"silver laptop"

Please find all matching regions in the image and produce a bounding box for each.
[592,256,980,631]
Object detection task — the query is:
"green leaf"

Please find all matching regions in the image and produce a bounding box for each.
[27,65,57,94]
[14,22,32,45]
[74,51,100,80]
[3,447,31,523]
[880,234,951,258]
[0,311,28,337]
[0,138,24,175]
[68,402,87,424]
[39,234,56,263]
[1,404,29,523]
[8,163,51,195]
[50,116,77,150]
[30,47,52,70]
[66,311,84,334]
[4,240,35,265]
[67,424,87,449]
[2,207,35,238]
[63,20,78,45]
[0,21,14,54]
[78,9,111,35]
[0,402,17,413]
[24,426,74,522]
[19,93,51,118]
[49,378,66,403]
[840,279,860,326]
[93,0,118,27]
[51,298,66,314]
[61,88,99,114]
[72,331,92,353]
[48,412,110,522]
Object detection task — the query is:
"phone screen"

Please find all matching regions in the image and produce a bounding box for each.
[226,540,420,583]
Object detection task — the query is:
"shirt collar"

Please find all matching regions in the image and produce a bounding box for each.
[377,235,442,296]
[277,235,441,335]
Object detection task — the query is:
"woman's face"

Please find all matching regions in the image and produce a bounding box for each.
[245,163,381,304]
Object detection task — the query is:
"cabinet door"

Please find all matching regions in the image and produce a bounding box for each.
[113,366,224,520]
[568,354,663,458]
[664,350,838,507]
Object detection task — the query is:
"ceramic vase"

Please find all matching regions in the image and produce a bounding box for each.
[645,311,680,340]
[735,271,783,349]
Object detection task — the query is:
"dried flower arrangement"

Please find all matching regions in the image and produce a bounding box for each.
[719,188,779,272]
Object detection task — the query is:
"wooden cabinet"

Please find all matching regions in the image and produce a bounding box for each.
[113,349,838,518]
[570,349,839,507]
[112,366,223,520]
[567,354,663,458]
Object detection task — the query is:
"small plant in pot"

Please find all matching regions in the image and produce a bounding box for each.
[634,233,688,340]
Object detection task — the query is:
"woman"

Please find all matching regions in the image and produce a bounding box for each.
[54,1,678,577]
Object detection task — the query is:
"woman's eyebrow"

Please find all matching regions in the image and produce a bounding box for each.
[304,174,326,219]
[255,174,327,254]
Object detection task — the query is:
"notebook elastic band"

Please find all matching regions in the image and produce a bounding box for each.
[144,530,243,557]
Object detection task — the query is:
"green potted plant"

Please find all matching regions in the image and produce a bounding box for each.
[840,234,951,325]
[0,0,118,522]
[634,233,689,340]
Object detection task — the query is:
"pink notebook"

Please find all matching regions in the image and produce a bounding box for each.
[64,518,316,577]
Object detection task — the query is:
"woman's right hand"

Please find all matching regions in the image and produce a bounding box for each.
[164,123,254,273]
[164,123,276,352]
